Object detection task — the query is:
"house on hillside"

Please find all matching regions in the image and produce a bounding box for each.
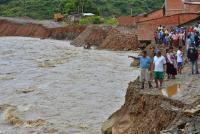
[117,0,200,42]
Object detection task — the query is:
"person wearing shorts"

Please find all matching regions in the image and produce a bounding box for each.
[177,46,183,74]
[154,71,164,80]
[153,51,166,89]
[129,50,153,89]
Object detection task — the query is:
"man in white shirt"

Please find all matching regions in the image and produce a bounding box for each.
[177,46,183,74]
[153,51,166,89]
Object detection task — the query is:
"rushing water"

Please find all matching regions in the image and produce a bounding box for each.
[0,37,139,134]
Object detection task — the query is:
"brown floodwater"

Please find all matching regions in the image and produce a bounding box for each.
[0,37,139,134]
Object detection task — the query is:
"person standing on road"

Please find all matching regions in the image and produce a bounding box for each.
[186,35,192,54]
[129,50,153,89]
[177,46,184,74]
[153,51,166,89]
[166,48,177,79]
[187,43,199,74]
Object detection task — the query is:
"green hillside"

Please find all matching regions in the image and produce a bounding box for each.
[0,0,164,19]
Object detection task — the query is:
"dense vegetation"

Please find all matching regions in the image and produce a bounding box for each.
[0,0,164,20]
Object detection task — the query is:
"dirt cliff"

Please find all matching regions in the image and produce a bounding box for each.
[0,17,85,40]
[99,28,139,51]
[0,17,139,51]
[71,25,139,51]
[102,66,200,134]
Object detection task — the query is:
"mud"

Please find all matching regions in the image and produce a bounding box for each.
[102,65,200,134]
[72,26,139,51]
[99,28,139,51]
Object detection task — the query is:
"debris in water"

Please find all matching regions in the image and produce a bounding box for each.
[25,119,46,127]
[37,60,56,68]
[43,127,59,133]
[0,74,14,81]
[3,106,47,127]
[16,86,37,94]
[79,123,89,134]
[3,107,24,127]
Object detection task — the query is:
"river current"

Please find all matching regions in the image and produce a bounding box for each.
[0,37,139,134]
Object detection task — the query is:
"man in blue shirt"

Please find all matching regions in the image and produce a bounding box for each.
[129,50,153,89]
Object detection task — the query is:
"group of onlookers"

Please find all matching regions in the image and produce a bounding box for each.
[129,23,200,89]
[154,24,200,48]
[129,49,167,89]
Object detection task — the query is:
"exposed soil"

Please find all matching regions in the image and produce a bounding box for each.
[85,26,112,47]
[99,28,139,51]
[0,17,85,40]
[71,25,139,51]
[102,65,200,134]
[0,17,140,51]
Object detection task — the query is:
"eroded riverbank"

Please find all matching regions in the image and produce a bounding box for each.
[102,63,200,134]
[0,37,139,134]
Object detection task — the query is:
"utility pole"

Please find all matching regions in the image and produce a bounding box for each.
[131,8,133,16]
[23,0,26,16]
[130,3,134,16]
[128,2,133,16]
[81,0,84,13]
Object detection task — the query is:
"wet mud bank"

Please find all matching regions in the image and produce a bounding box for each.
[0,17,85,40]
[102,73,200,134]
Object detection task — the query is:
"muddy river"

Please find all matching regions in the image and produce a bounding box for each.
[0,37,139,134]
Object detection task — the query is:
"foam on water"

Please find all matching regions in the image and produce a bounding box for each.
[0,37,139,133]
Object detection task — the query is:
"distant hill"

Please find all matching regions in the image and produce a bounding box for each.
[0,0,164,19]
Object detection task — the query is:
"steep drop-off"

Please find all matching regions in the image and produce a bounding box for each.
[102,69,200,134]
[71,26,139,51]
[0,17,85,40]
[0,17,139,51]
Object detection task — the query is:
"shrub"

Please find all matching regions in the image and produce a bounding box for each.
[79,18,91,25]
[104,18,118,25]
[79,16,102,25]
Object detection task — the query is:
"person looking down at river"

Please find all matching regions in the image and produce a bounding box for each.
[153,51,166,89]
[129,50,153,89]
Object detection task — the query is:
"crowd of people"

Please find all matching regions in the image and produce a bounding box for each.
[154,24,200,48]
[129,24,200,89]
